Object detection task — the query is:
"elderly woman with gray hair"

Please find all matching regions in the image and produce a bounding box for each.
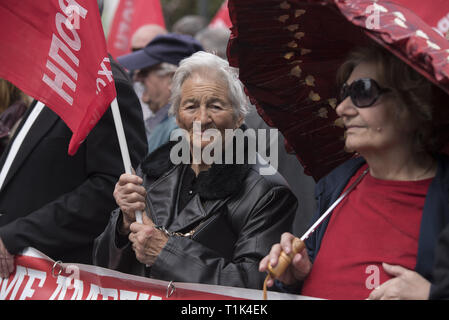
[93,52,297,289]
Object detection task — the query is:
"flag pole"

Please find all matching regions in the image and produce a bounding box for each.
[110,98,143,223]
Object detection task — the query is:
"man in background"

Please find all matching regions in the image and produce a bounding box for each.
[195,26,230,60]
[131,24,167,52]
[129,24,168,122]
[171,15,207,37]
[117,33,203,154]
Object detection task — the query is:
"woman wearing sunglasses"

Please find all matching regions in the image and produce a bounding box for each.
[259,43,449,300]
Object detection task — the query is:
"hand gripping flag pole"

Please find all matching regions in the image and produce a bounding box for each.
[110,98,143,223]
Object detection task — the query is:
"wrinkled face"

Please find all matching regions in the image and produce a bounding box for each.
[176,73,243,151]
[336,61,410,154]
[135,67,172,113]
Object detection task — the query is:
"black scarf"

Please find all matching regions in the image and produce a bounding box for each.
[141,126,252,200]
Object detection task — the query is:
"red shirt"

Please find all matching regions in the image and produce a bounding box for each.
[301,164,433,300]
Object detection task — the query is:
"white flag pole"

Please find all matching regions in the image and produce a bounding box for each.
[110,98,143,223]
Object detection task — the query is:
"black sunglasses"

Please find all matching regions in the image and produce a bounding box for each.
[339,78,391,108]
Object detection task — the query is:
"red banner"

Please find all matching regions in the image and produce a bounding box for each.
[107,0,165,59]
[209,0,232,29]
[0,0,116,155]
[0,248,312,300]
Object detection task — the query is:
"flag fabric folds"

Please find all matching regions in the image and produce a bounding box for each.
[107,0,165,59]
[209,0,232,29]
[0,0,116,155]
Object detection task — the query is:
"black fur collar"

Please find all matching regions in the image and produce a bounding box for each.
[141,139,251,200]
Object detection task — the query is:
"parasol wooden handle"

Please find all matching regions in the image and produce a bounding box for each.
[267,237,305,278]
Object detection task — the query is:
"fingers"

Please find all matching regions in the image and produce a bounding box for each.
[259,232,298,288]
[366,263,407,300]
[6,256,14,276]
[129,225,157,265]
[7,252,14,271]
[114,174,146,221]
[259,255,271,273]
[114,174,146,199]
[259,232,296,273]
[366,265,409,300]
[291,251,308,270]
[382,263,406,277]
[129,223,154,240]
[259,244,280,273]
[279,232,297,255]
[267,244,282,270]
[130,221,144,234]
[117,173,143,186]
[0,239,14,279]
[367,285,384,300]
[289,248,311,281]
[142,211,155,226]
[264,276,275,288]
[114,184,146,204]
[259,249,278,287]
[0,257,9,278]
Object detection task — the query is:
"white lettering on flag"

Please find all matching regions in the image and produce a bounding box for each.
[42,0,87,105]
[48,34,80,79]
[96,57,114,94]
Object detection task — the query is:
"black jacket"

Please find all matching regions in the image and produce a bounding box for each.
[0,58,147,264]
[93,141,297,289]
[430,215,449,299]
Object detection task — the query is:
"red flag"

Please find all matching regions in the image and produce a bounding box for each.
[393,0,449,36]
[209,0,232,29]
[107,0,165,59]
[0,0,116,155]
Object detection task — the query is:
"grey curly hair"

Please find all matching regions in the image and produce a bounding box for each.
[169,51,252,119]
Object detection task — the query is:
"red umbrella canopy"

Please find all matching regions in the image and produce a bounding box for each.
[393,0,449,36]
[227,0,449,181]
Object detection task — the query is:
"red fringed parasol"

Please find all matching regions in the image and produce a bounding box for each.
[227,0,449,181]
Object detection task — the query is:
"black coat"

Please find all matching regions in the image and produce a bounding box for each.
[431,223,449,299]
[0,58,147,264]
[93,141,298,289]
[0,100,27,156]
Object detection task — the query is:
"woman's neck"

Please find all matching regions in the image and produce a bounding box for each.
[361,147,437,181]
[190,163,211,176]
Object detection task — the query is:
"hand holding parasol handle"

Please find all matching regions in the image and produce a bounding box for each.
[266,168,368,279]
[266,237,305,278]
[263,237,305,300]
[262,169,368,299]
